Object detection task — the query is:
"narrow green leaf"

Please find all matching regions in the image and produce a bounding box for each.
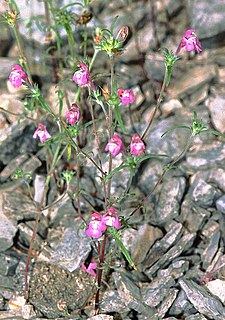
[114,105,126,133]
[115,237,137,270]
[136,153,168,165]
[200,130,225,138]
[161,125,191,138]
[103,164,129,183]
[166,66,172,87]
[110,16,119,34]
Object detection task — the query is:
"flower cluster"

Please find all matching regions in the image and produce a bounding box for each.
[66,104,80,125]
[72,62,95,90]
[9,65,29,88]
[33,124,51,143]
[81,262,97,276]
[86,208,120,239]
[105,133,145,157]
[117,89,135,105]
[105,134,125,156]
[175,29,202,55]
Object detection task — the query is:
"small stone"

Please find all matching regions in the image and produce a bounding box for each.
[188,0,225,39]
[185,141,225,171]
[155,177,186,224]
[161,99,183,116]
[87,316,114,320]
[113,271,154,317]
[206,279,225,303]
[132,224,163,266]
[143,221,183,269]
[179,279,225,320]
[50,227,91,272]
[0,207,17,252]
[0,254,18,276]
[191,179,217,207]
[207,95,225,133]
[168,65,217,99]
[216,195,225,213]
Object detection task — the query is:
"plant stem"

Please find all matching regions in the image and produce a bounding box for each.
[107,57,115,200]
[141,69,168,140]
[88,86,107,207]
[94,233,107,313]
[44,0,59,83]
[25,142,62,301]
[129,134,193,216]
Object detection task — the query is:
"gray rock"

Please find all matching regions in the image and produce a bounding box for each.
[185,314,208,320]
[145,232,196,277]
[168,65,217,99]
[0,254,18,276]
[201,229,220,270]
[50,227,91,272]
[207,96,225,133]
[0,207,17,252]
[100,290,129,314]
[143,221,183,269]
[188,0,225,40]
[206,279,225,304]
[179,279,225,320]
[157,288,179,318]
[141,275,175,308]
[113,271,154,317]
[131,224,163,266]
[180,198,210,233]
[169,289,195,316]
[0,120,38,165]
[155,176,186,224]
[216,195,225,214]
[87,316,114,320]
[185,141,225,171]
[0,274,16,290]
[191,178,217,208]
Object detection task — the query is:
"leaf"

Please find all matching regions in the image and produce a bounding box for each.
[166,66,172,87]
[135,153,168,165]
[200,129,225,138]
[102,164,129,183]
[114,237,137,270]
[114,105,126,133]
[67,144,71,161]
[110,16,119,34]
[161,125,191,137]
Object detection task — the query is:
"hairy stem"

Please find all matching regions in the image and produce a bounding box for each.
[141,69,168,140]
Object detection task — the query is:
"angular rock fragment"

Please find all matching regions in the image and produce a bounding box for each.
[179,279,225,320]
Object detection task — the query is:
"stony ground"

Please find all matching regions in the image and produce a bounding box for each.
[0,0,225,319]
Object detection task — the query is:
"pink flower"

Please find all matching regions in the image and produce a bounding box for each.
[103,208,121,229]
[175,29,202,55]
[117,89,135,105]
[9,65,29,88]
[72,62,95,90]
[86,213,107,239]
[81,262,97,276]
[130,134,145,156]
[33,124,51,143]
[66,104,80,125]
[105,134,125,157]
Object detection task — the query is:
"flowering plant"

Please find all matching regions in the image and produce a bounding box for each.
[4,2,225,317]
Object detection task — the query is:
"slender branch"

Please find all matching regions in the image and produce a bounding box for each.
[129,135,193,216]
[141,69,168,140]
[25,142,62,301]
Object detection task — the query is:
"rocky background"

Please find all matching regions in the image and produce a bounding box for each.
[0,0,225,319]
